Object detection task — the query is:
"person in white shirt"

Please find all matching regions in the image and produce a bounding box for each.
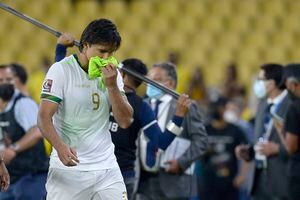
[37,18,133,200]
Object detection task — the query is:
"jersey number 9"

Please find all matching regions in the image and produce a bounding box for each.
[92,93,100,110]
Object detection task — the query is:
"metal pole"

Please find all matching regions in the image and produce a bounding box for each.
[0,2,180,99]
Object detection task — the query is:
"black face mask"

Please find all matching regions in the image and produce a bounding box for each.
[0,84,14,101]
[288,90,299,101]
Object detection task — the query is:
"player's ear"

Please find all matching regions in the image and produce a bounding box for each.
[82,43,88,53]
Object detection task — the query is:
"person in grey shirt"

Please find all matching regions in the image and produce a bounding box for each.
[137,62,208,200]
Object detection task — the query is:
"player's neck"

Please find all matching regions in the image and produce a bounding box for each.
[77,53,89,71]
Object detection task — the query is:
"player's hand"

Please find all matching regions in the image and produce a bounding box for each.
[258,141,279,157]
[175,94,191,117]
[0,161,9,191]
[56,143,79,167]
[102,64,118,89]
[2,148,16,165]
[57,33,75,47]
[165,160,181,174]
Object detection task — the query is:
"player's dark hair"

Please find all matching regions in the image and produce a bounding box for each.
[9,63,28,84]
[122,58,148,87]
[152,62,177,88]
[260,63,285,90]
[79,18,121,52]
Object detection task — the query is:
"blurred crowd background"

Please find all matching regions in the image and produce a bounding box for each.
[1,1,300,200]
[1,0,300,103]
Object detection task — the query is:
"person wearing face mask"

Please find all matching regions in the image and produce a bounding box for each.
[280,64,300,200]
[198,97,249,200]
[224,98,254,144]
[0,65,49,199]
[112,59,191,200]
[137,62,208,200]
[236,63,290,200]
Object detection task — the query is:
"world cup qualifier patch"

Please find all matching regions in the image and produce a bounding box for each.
[42,79,53,93]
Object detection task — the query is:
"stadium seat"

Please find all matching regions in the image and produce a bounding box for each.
[1,0,300,89]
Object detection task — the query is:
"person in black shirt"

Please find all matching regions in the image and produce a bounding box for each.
[110,59,190,199]
[282,64,300,200]
[199,97,248,200]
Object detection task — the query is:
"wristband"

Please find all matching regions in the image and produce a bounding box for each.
[166,121,183,136]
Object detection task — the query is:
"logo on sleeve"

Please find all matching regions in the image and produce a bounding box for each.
[42,79,53,93]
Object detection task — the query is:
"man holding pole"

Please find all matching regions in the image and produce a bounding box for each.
[38,18,133,200]
[54,33,193,200]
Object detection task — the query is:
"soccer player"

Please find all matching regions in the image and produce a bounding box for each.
[37,19,133,200]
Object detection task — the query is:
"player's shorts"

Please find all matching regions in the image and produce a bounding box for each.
[46,167,127,200]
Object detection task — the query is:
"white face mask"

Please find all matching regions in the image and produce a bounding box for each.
[224,110,239,123]
[253,80,266,99]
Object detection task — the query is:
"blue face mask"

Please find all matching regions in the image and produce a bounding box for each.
[146,84,164,99]
[253,80,266,99]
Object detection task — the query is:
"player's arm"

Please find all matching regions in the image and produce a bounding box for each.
[103,64,133,128]
[38,63,78,166]
[55,33,74,62]
[38,100,79,166]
